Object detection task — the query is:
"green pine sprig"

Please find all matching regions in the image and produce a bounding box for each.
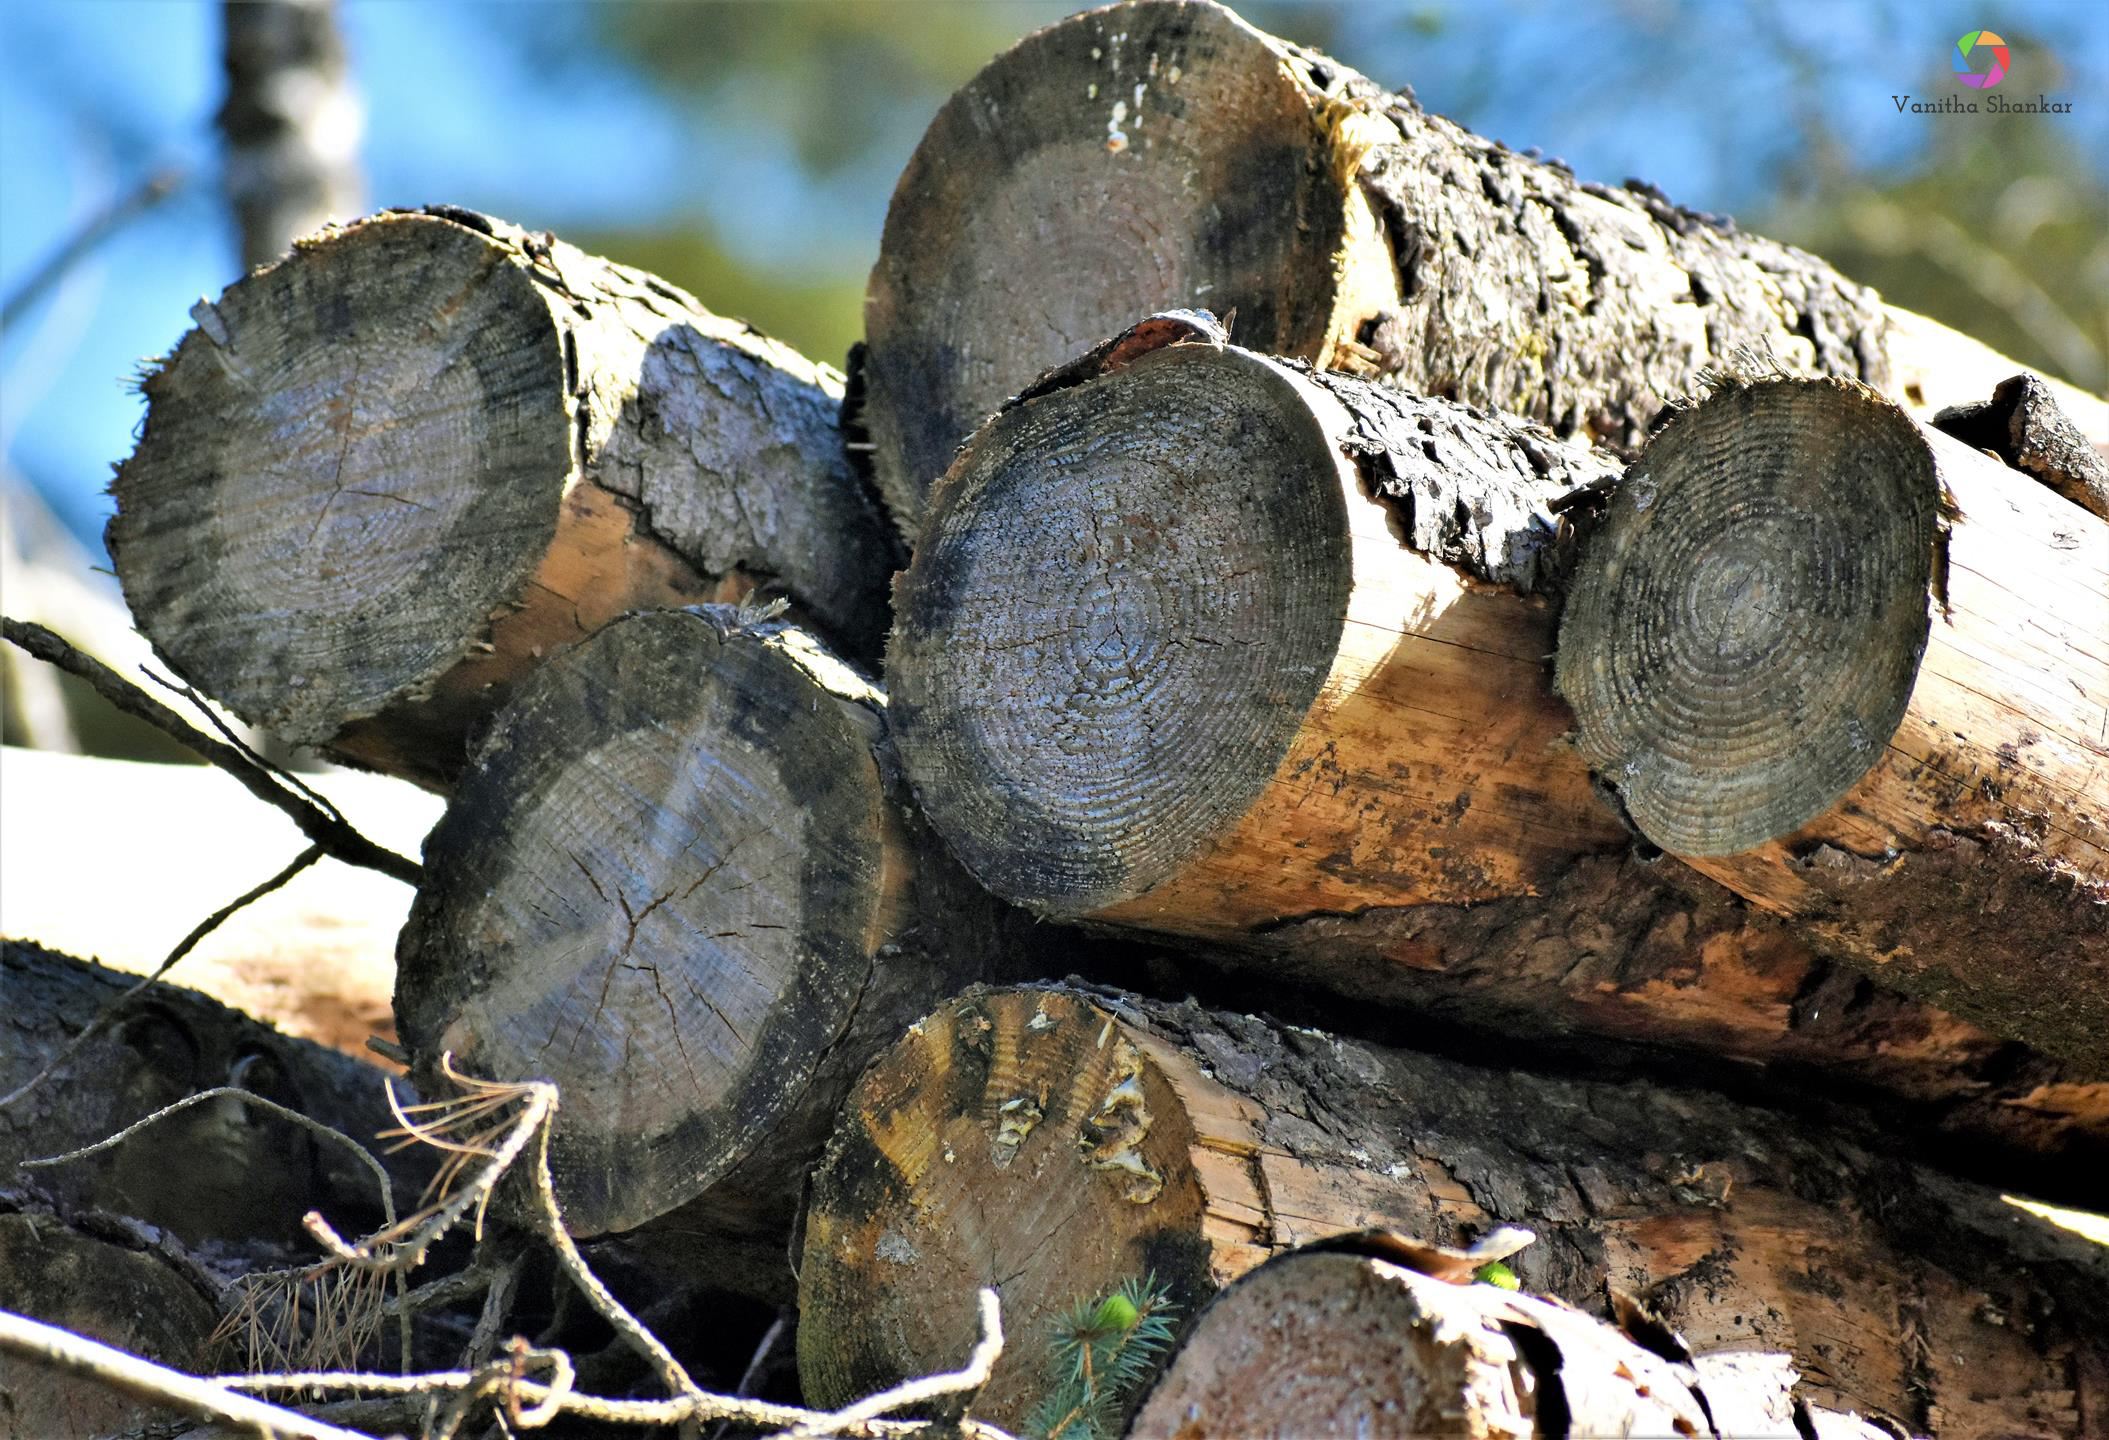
[1023,1273,1179,1440]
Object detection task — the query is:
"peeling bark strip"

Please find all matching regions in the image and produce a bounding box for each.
[1558,376,2109,1070]
[393,608,1017,1244]
[110,208,894,791]
[887,325,1629,933]
[1129,1247,1895,1440]
[797,985,2109,1439]
[860,0,2105,536]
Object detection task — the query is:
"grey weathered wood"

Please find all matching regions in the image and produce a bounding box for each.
[111,208,895,789]
[393,607,1021,1253]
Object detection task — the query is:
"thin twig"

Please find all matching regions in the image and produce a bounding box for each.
[145,667,345,821]
[0,844,324,1111]
[0,168,185,332]
[1,616,421,884]
[780,1289,1004,1438]
[0,1308,374,1440]
[709,1311,790,1440]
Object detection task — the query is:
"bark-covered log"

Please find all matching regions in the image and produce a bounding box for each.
[1130,1243,1895,1440]
[0,941,418,1247]
[110,207,895,790]
[889,316,1626,930]
[796,984,2109,1438]
[393,606,1031,1257]
[1557,375,2108,1071]
[885,319,2109,1161]
[0,1191,229,1440]
[859,0,2107,535]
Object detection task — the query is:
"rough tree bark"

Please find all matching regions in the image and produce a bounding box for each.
[392,607,1031,1262]
[1130,1243,1895,1440]
[883,320,2109,1150]
[0,941,417,1248]
[1557,375,2108,1071]
[218,0,364,273]
[859,0,2107,535]
[796,985,2109,1439]
[110,208,895,790]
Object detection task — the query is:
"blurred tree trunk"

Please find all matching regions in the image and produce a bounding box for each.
[218,0,364,272]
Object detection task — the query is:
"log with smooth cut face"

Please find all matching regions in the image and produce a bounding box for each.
[394,610,898,1237]
[887,345,1352,917]
[861,0,1367,533]
[1558,378,1939,856]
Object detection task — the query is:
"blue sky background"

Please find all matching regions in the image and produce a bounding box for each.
[4,0,2105,554]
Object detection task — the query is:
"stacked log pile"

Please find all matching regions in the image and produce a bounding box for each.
[6,1,2105,1436]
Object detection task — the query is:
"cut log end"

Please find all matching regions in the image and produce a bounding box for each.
[1556,377,1939,856]
[863,0,1382,531]
[888,344,1350,916]
[394,608,900,1236]
[111,211,581,750]
[797,988,1218,1428]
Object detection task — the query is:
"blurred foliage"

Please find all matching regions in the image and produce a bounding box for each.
[1762,36,2108,393]
[569,221,866,366]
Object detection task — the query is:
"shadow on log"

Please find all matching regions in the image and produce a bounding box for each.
[797,984,2109,1438]
[110,208,896,790]
[1,941,418,1248]
[1558,375,2108,1071]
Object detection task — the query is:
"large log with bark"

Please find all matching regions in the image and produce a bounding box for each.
[109,207,896,790]
[858,0,2107,534]
[796,984,2109,1438]
[392,606,1034,1270]
[1130,1240,1895,1440]
[883,318,2109,1155]
[1,941,417,1248]
[1558,375,2109,1071]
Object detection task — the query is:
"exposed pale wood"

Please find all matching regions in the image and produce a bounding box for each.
[1131,1246,1898,1440]
[0,941,418,1248]
[889,320,1627,934]
[110,207,894,790]
[798,984,2109,1439]
[0,746,439,1058]
[1558,376,2109,1070]
[860,0,2100,536]
[394,607,1022,1256]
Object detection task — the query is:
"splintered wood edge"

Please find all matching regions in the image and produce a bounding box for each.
[796,987,1216,1427]
[886,344,1351,916]
[861,0,1386,534]
[1556,377,1938,856]
[110,211,575,745]
[394,609,893,1236]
